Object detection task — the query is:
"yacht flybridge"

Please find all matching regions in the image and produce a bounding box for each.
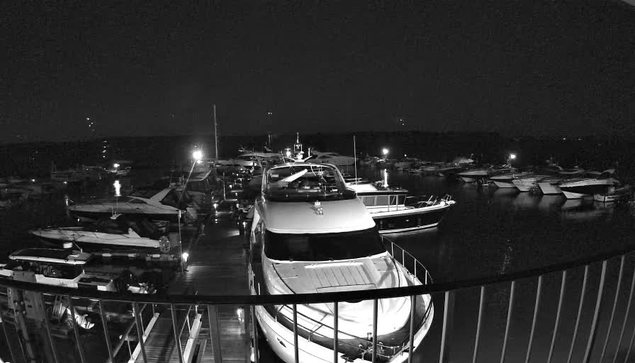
[248,163,434,362]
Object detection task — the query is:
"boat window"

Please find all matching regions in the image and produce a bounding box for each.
[264,228,386,261]
[41,264,79,278]
[88,218,128,234]
[376,195,389,206]
[264,165,354,201]
[361,196,375,206]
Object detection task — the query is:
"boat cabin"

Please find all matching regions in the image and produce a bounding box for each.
[263,163,356,202]
[0,248,118,291]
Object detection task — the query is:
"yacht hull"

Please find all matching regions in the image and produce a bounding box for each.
[538,182,562,195]
[372,203,453,234]
[253,294,433,363]
[492,181,515,189]
[68,208,181,224]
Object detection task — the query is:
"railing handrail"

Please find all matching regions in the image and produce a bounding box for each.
[2,243,635,305]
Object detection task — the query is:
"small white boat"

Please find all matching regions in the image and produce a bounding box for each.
[348,182,455,233]
[593,185,632,203]
[0,248,152,294]
[29,214,172,252]
[559,170,621,199]
[67,187,197,223]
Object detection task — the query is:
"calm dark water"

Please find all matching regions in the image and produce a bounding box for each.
[3,167,635,362]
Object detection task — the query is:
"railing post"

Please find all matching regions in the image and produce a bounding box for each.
[472,286,486,363]
[612,267,635,363]
[67,294,87,363]
[207,304,223,363]
[439,290,455,363]
[252,305,259,363]
[372,298,379,363]
[0,305,18,363]
[170,303,185,363]
[133,302,148,363]
[408,294,416,363]
[333,302,339,363]
[98,299,114,363]
[599,256,625,362]
[525,275,543,363]
[547,270,567,363]
[499,281,516,363]
[583,260,608,363]
[293,304,299,363]
[567,265,589,363]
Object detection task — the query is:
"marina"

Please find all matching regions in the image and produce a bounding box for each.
[2,140,635,363]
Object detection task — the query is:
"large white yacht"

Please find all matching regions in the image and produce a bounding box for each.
[248,162,434,363]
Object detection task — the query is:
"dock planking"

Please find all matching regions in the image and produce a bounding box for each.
[137,221,251,363]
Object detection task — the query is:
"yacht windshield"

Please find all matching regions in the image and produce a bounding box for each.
[264,228,386,261]
[264,165,355,202]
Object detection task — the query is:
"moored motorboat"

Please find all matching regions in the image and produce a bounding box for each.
[66,187,197,223]
[559,169,621,199]
[0,247,153,294]
[348,182,455,233]
[29,214,173,252]
[593,185,633,203]
[248,162,434,362]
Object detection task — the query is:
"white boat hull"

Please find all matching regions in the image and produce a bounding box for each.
[254,295,433,363]
[538,182,562,195]
[562,190,588,199]
[492,181,515,189]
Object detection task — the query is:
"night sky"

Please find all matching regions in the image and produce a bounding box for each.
[2,0,635,143]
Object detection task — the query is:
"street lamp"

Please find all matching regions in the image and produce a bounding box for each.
[508,153,517,168]
[184,149,204,192]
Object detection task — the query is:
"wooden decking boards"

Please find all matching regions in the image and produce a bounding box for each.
[138,221,252,363]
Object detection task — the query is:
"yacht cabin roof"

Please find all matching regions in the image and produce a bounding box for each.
[261,198,375,234]
[10,248,92,265]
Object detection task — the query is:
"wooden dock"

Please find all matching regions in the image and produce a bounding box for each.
[135,221,252,363]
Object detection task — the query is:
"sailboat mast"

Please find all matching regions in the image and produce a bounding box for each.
[213,104,218,159]
[353,135,358,183]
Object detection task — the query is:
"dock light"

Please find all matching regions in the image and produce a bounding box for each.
[113,180,121,197]
[509,153,517,160]
[30,178,36,182]
[182,252,189,263]
[113,163,120,169]
[192,150,203,161]
[382,148,389,157]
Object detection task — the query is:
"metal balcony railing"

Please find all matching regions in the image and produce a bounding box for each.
[3,244,635,363]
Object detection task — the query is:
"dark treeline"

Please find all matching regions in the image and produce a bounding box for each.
[1,132,634,181]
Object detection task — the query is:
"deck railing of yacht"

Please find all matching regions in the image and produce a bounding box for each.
[3,245,635,363]
[386,237,433,285]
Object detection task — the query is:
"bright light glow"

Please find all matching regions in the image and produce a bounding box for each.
[192,150,203,161]
[285,150,292,158]
[509,153,517,160]
[382,148,389,156]
[113,163,120,168]
[383,169,389,188]
[113,180,121,197]
[182,252,189,263]
[30,178,36,182]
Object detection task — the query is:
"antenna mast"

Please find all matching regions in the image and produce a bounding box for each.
[213,104,218,159]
